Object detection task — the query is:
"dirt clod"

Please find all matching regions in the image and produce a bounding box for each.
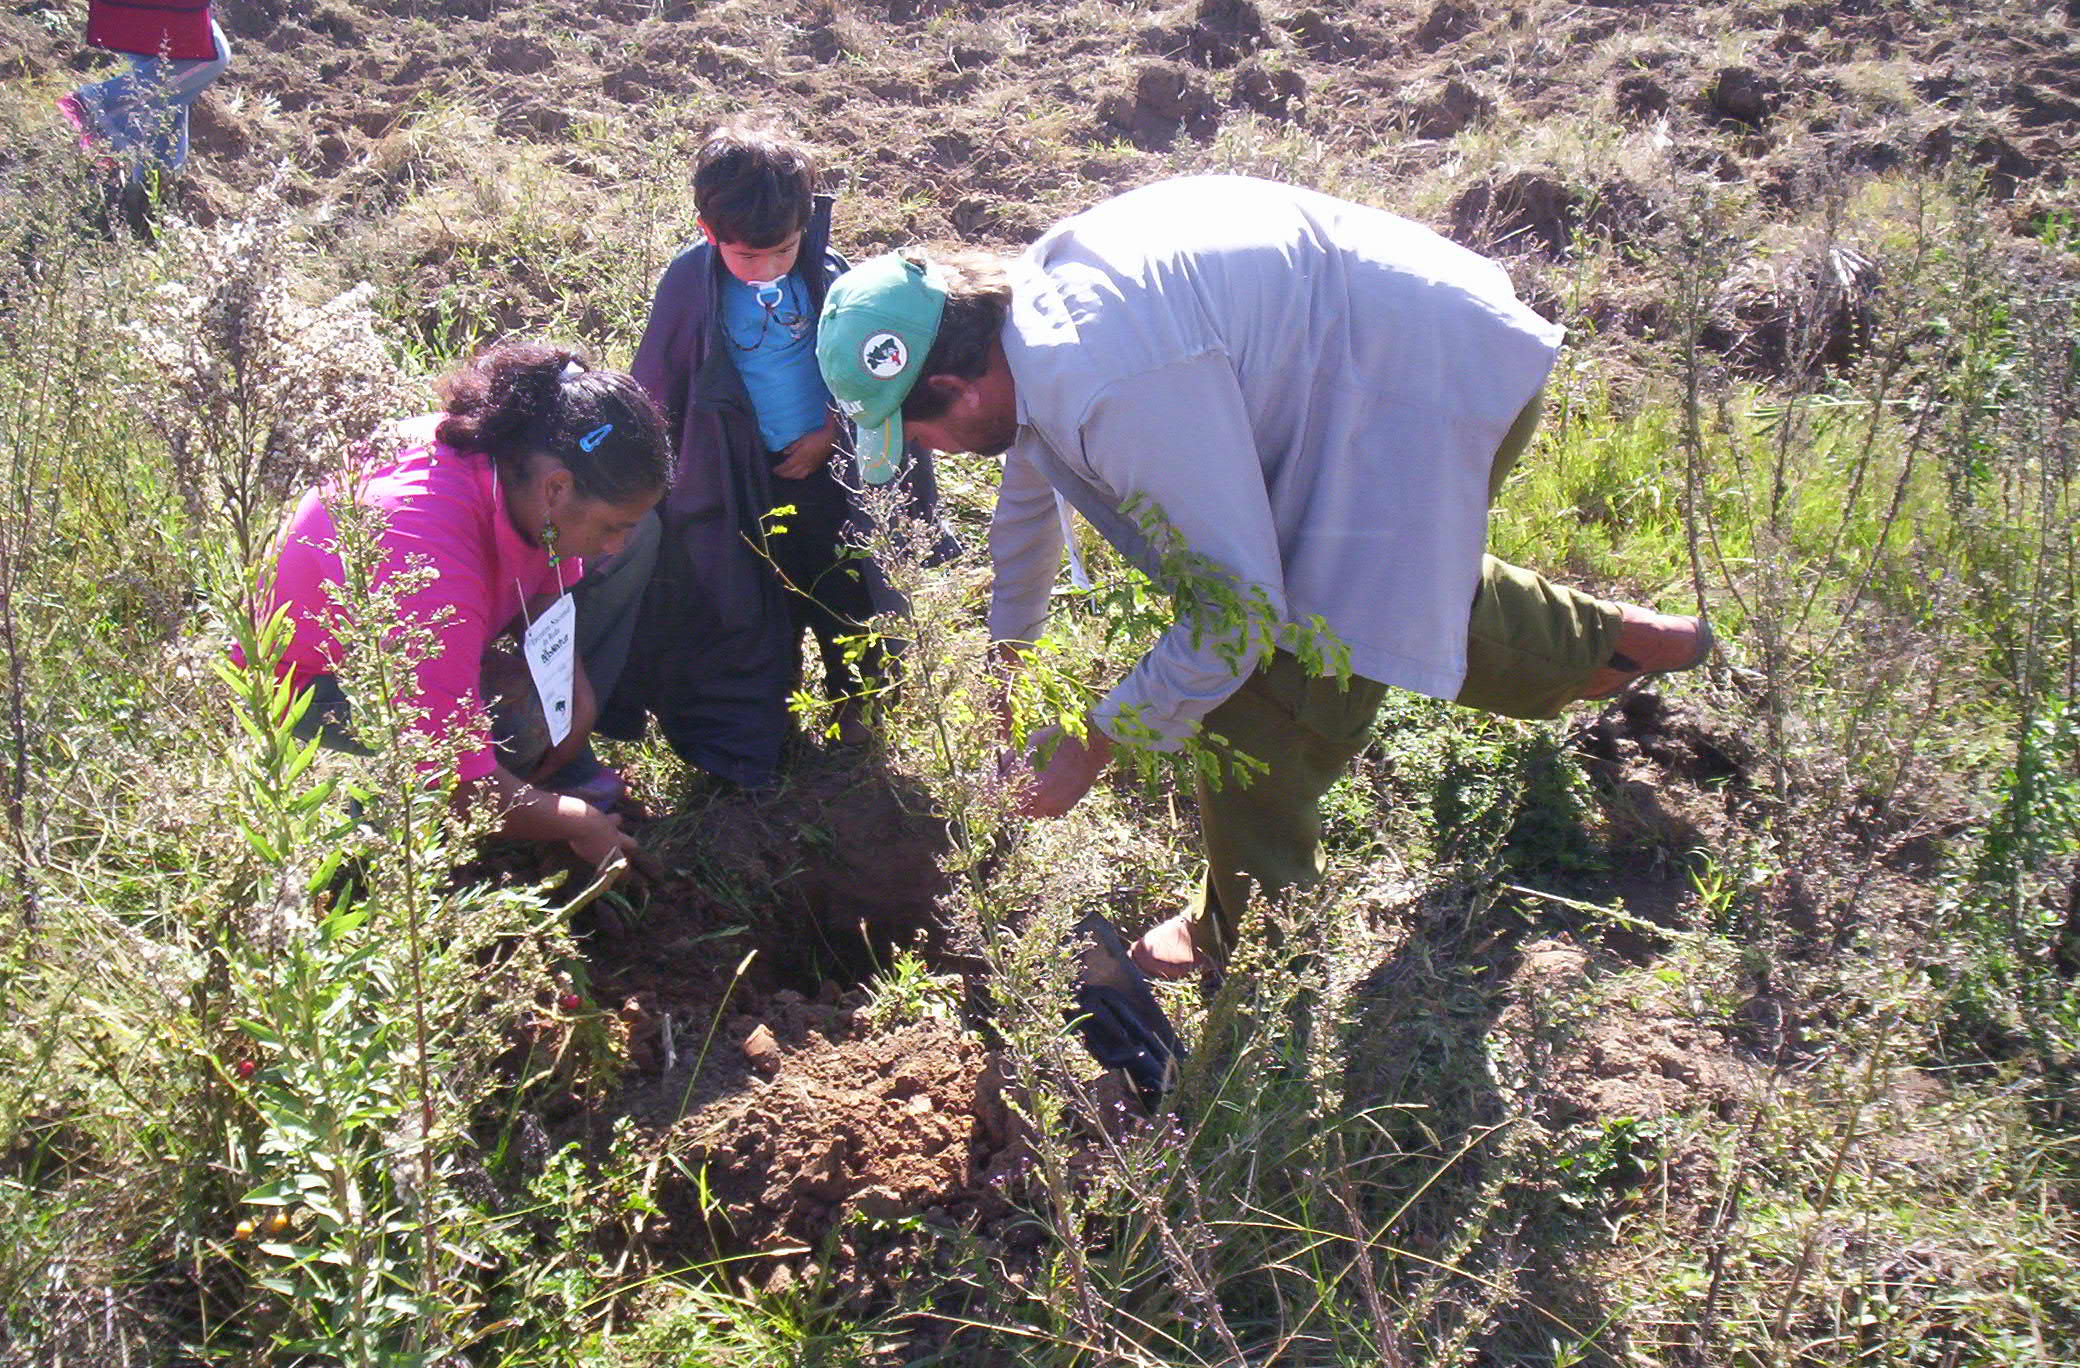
[1449,168,1658,258]
[1100,61,1221,148]
[655,1020,993,1258]
[1404,76,1494,139]
[1614,71,1672,120]
[1706,65,1784,125]
[741,1023,781,1075]
[1417,0,1478,50]
[1233,59,1306,119]
[1183,0,1267,68]
[489,34,554,75]
[1283,8,1369,59]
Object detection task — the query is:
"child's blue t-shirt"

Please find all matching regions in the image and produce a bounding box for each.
[721,273,831,453]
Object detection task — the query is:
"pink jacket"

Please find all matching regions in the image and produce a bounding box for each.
[262,417,577,782]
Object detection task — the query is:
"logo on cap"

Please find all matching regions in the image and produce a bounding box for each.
[862,332,908,379]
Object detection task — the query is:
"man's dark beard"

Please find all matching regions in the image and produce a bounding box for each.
[972,415,1020,457]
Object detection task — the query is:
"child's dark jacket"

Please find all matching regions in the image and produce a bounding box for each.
[615,197,848,786]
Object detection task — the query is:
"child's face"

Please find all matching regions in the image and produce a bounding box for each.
[701,220,804,284]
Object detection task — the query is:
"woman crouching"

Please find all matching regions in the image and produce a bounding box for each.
[258,342,667,868]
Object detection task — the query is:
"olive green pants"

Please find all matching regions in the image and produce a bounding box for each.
[1185,391,1623,960]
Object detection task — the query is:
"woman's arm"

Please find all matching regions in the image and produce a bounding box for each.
[463,762,636,866]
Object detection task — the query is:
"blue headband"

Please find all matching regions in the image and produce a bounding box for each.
[578,423,613,452]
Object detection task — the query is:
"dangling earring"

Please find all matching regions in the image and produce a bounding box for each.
[542,518,562,567]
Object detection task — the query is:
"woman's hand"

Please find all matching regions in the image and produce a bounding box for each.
[469,766,641,867]
[567,802,639,868]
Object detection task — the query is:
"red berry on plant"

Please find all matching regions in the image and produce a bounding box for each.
[235,1059,256,1080]
[559,993,581,1011]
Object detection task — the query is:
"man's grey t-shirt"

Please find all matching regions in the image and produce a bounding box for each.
[989,174,1564,746]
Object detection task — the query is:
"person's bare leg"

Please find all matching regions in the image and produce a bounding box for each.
[1580,603,1713,699]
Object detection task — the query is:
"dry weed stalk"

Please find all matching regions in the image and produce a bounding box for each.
[135,196,414,567]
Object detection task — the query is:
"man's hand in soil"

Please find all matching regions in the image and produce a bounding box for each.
[772,415,838,481]
[1017,724,1114,818]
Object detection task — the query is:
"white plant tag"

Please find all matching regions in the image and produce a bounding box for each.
[523,591,578,748]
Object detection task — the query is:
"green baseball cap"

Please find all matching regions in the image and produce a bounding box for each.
[816,253,947,484]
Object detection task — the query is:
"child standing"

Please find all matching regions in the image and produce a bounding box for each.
[615,119,947,788]
[59,0,231,219]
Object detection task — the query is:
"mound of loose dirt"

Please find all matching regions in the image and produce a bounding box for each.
[647,1013,994,1262]
[1513,938,1749,1127]
[525,756,1009,1279]
[629,759,958,990]
[1577,689,1760,864]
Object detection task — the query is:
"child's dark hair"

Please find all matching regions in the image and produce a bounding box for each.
[692,118,816,248]
[436,342,671,506]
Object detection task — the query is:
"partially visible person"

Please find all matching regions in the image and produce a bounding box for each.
[58,0,231,210]
[817,176,1713,979]
[254,342,667,868]
[615,117,953,788]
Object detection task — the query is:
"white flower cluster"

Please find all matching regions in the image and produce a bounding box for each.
[136,205,417,557]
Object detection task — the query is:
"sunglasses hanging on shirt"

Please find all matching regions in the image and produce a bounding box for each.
[730,277,811,351]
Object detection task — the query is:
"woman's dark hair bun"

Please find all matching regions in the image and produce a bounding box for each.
[436,342,670,505]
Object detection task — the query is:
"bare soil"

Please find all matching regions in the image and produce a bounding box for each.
[562,757,1015,1278]
[9,0,2074,357]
